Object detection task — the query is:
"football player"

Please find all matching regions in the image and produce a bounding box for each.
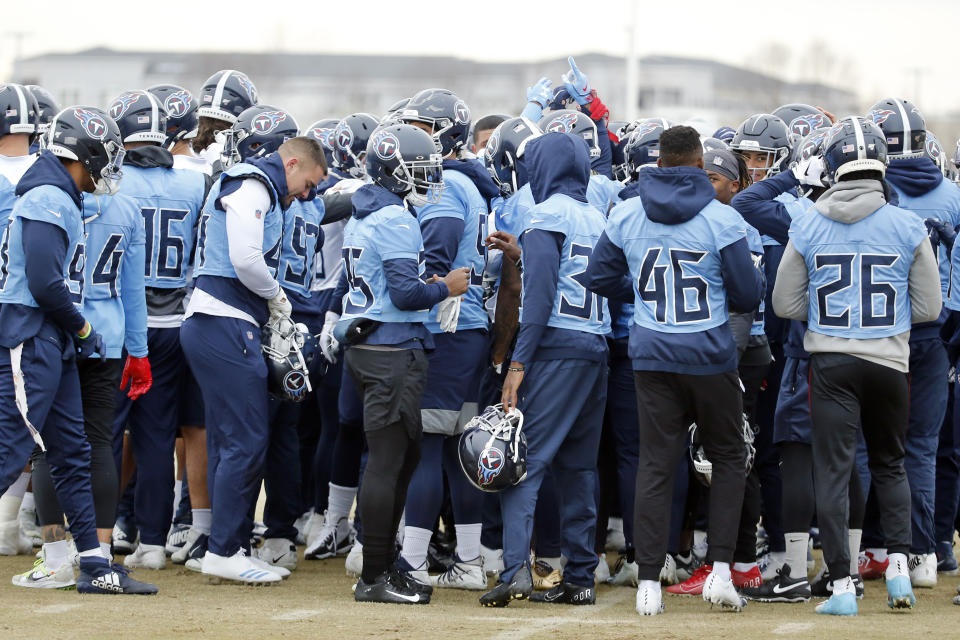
[191,70,259,167]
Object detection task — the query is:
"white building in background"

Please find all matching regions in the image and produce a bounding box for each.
[12,48,858,132]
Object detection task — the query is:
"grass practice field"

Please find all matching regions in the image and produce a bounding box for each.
[1,550,958,640]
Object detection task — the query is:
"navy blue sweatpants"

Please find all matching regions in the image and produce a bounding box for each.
[181,314,268,556]
[0,330,99,553]
[500,358,607,588]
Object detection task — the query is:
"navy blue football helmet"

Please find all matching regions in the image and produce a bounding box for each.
[47,106,125,195]
[730,114,792,181]
[539,110,600,158]
[365,123,443,206]
[458,405,527,493]
[147,84,199,149]
[867,97,926,158]
[483,116,541,197]
[305,118,340,170]
[822,116,887,183]
[791,126,831,167]
[221,105,299,169]
[609,121,631,182]
[196,70,259,124]
[333,113,379,179]
[262,315,318,403]
[773,104,831,141]
[0,83,39,139]
[623,118,671,177]
[396,88,471,156]
[108,90,167,146]
[380,97,410,125]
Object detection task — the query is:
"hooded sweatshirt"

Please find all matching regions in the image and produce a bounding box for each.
[772,179,941,372]
[511,133,609,364]
[585,166,763,374]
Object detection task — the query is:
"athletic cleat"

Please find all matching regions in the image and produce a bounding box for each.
[112,517,139,555]
[165,523,191,556]
[255,538,298,572]
[734,565,762,588]
[675,552,701,582]
[595,553,610,582]
[886,575,916,609]
[173,530,207,566]
[395,557,432,595]
[532,559,562,591]
[530,581,595,605]
[666,564,712,596]
[908,552,937,588]
[12,557,76,589]
[741,564,810,603]
[124,543,166,570]
[659,553,678,585]
[250,553,290,578]
[345,542,363,576]
[480,544,504,578]
[479,565,533,607]
[859,550,888,580]
[355,569,428,604]
[431,556,487,590]
[636,582,664,615]
[937,541,958,574]
[815,591,858,615]
[76,561,158,595]
[0,519,33,555]
[201,550,281,585]
[702,571,746,611]
[304,512,354,560]
[607,555,639,587]
[810,567,864,599]
[18,507,41,547]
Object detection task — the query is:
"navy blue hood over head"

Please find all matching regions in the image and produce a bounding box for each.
[16,150,83,210]
[525,132,590,205]
[636,166,716,224]
[885,156,943,197]
[351,183,407,220]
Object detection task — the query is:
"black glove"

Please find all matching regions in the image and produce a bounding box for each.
[75,326,107,360]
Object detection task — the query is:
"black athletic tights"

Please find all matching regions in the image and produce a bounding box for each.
[359,422,421,583]
[780,441,864,533]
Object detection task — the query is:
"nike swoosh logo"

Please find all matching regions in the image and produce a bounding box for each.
[772,581,807,594]
[272,555,287,564]
[543,590,563,601]
[385,589,420,603]
[46,209,62,218]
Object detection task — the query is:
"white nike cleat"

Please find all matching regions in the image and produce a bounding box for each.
[431,556,487,590]
[702,572,746,611]
[304,512,354,560]
[201,550,281,585]
[12,556,76,589]
[255,538,297,572]
[0,519,33,555]
[345,542,363,577]
[636,583,664,615]
[659,553,678,585]
[124,543,166,570]
[909,552,937,588]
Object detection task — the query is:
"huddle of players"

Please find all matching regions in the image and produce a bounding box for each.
[0,55,956,617]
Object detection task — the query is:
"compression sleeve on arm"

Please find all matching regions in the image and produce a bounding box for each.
[222,178,280,299]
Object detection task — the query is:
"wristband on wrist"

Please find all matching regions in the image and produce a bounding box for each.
[78,322,91,339]
[508,366,524,372]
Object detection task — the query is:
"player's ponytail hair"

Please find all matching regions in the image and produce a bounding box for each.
[192,116,232,154]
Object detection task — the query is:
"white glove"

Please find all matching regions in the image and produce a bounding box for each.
[792,156,825,187]
[267,287,292,319]
[437,296,462,333]
[319,311,340,364]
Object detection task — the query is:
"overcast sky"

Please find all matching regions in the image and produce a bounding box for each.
[2,0,957,114]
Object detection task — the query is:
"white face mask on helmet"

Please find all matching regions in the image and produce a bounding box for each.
[92,142,125,196]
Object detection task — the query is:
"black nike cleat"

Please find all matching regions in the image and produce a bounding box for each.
[810,567,864,599]
[354,570,430,604]
[741,564,810,603]
[479,565,533,607]
[530,581,595,605]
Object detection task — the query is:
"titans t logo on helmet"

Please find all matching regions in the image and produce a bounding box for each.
[310,127,335,150]
[868,109,896,125]
[635,121,661,138]
[74,108,107,140]
[251,110,287,135]
[545,113,579,134]
[454,100,470,125]
[372,129,399,160]
[109,92,140,120]
[477,446,505,487]
[789,114,829,137]
[164,90,193,118]
[335,122,354,150]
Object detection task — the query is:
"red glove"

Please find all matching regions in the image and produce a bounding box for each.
[121,356,152,400]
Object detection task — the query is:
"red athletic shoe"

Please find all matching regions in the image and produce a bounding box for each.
[859,551,888,580]
[733,565,762,588]
[666,564,711,595]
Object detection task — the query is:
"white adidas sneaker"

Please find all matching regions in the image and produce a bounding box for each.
[201,550,281,585]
